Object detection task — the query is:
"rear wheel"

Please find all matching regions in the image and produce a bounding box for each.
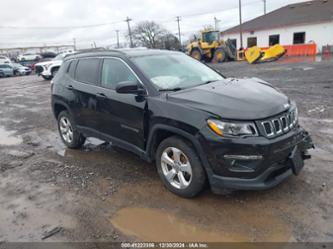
[156,136,206,198]
[212,48,226,63]
[57,111,85,149]
[190,49,202,61]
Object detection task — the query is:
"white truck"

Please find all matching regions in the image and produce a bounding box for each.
[35,52,74,80]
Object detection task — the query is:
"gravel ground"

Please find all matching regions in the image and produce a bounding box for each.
[0,57,332,242]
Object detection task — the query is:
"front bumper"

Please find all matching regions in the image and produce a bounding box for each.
[198,126,313,192]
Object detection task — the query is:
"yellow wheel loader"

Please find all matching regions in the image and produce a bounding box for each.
[186,30,237,63]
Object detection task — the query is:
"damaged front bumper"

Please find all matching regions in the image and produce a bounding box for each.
[199,126,314,192]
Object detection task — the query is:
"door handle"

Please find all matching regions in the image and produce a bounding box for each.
[66,85,74,90]
[96,93,107,99]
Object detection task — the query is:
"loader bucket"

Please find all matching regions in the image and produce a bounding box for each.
[260,44,286,62]
[245,46,262,64]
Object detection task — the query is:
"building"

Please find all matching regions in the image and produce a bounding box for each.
[0,45,75,59]
[221,0,333,54]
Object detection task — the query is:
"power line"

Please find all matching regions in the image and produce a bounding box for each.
[0,20,124,30]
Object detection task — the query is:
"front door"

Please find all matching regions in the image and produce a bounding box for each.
[95,58,147,150]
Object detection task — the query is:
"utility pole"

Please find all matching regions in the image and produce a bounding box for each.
[239,0,243,50]
[176,16,182,50]
[73,38,76,50]
[115,30,120,48]
[125,17,134,48]
[263,0,267,14]
[214,17,221,31]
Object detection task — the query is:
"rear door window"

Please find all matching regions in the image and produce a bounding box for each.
[101,58,137,90]
[75,58,100,85]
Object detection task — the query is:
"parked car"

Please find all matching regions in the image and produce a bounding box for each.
[40,52,57,59]
[0,55,11,64]
[17,53,41,62]
[11,63,32,76]
[35,52,73,80]
[0,64,14,77]
[51,49,313,198]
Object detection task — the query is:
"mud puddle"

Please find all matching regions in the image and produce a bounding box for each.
[110,197,293,242]
[111,207,246,242]
[0,126,22,146]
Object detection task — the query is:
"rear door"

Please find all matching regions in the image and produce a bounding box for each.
[95,57,147,150]
[71,57,102,132]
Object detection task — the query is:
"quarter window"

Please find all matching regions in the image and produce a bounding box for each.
[101,58,137,90]
[67,60,77,78]
[75,58,100,84]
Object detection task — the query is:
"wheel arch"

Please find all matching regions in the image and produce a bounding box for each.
[52,100,72,119]
[146,125,208,166]
[146,124,213,184]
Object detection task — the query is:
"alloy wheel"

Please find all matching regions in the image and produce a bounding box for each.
[160,147,192,189]
[59,116,73,143]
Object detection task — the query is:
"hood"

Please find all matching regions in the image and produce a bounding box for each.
[167,78,290,120]
[35,60,62,66]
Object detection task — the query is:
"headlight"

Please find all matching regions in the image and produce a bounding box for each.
[44,63,52,70]
[207,119,258,137]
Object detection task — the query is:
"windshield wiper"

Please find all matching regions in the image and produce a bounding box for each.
[159,87,183,92]
[199,80,219,85]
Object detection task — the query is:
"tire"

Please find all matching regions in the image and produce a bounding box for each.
[212,48,226,63]
[52,68,59,77]
[57,110,86,149]
[155,136,206,198]
[190,49,202,61]
[41,75,52,80]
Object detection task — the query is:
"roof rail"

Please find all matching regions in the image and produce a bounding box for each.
[65,47,125,58]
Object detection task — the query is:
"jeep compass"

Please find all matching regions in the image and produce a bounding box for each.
[51,49,313,198]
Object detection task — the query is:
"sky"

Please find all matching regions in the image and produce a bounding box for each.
[0,0,307,49]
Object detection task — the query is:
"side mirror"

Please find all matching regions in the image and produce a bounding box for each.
[115,81,145,95]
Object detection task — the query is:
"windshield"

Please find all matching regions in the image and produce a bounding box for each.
[0,64,11,68]
[132,53,223,91]
[202,32,219,43]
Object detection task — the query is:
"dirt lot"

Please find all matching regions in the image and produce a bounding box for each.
[0,57,332,242]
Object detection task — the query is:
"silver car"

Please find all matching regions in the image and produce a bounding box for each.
[0,64,14,77]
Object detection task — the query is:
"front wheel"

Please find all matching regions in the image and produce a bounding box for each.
[156,136,206,198]
[212,48,226,63]
[57,111,86,149]
[190,49,202,61]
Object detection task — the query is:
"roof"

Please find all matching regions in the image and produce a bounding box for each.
[222,0,333,34]
[65,48,181,60]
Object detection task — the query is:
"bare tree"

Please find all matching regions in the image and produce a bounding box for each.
[131,21,167,48]
[160,32,180,50]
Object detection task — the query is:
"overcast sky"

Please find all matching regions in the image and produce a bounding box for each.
[0,0,307,49]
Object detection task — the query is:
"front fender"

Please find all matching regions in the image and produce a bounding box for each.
[145,124,214,178]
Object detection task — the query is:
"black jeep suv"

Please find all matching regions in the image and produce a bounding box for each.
[51,49,313,197]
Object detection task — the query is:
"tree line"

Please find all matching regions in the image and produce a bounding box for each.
[127,21,181,50]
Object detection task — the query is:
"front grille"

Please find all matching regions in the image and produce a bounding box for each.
[35,65,44,74]
[259,109,297,138]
